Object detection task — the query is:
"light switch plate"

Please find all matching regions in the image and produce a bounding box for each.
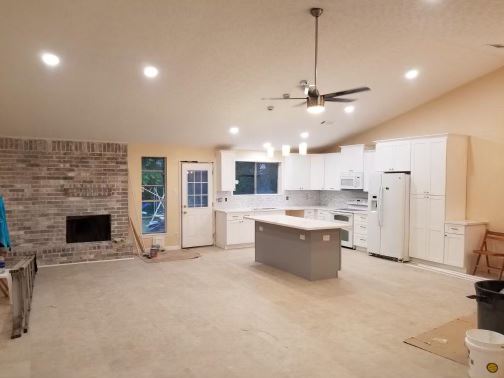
[299,234,305,240]
[323,235,330,241]
[259,226,263,232]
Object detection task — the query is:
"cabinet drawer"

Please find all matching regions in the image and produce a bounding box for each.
[445,224,465,235]
[354,235,368,248]
[354,214,368,224]
[354,223,368,233]
[227,212,253,221]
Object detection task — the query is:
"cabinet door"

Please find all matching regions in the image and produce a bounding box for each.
[284,155,310,190]
[410,140,430,195]
[429,140,447,195]
[363,151,375,192]
[392,142,411,171]
[227,221,246,245]
[341,145,364,172]
[427,196,446,263]
[323,153,341,190]
[219,150,236,191]
[409,195,428,259]
[310,155,325,190]
[375,144,394,172]
[444,233,465,267]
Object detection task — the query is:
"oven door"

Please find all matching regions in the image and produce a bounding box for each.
[332,213,353,248]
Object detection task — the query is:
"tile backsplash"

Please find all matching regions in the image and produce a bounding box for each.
[215,191,320,209]
[320,190,368,208]
[215,189,368,209]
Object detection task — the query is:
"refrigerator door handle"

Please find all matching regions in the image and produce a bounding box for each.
[378,186,384,227]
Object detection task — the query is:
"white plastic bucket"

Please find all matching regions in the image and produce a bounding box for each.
[465,329,504,378]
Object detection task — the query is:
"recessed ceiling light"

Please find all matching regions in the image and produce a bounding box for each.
[344,105,355,114]
[41,52,60,67]
[229,127,239,135]
[263,142,271,149]
[300,132,309,139]
[405,69,420,80]
[143,65,159,78]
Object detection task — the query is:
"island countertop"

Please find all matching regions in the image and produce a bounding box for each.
[245,214,350,231]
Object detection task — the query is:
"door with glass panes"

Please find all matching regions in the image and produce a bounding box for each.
[181,162,214,248]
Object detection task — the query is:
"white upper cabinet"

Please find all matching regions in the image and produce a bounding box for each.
[309,154,325,190]
[340,144,365,173]
[283,154,310,190]
[323,153,341,191]
[217,150,236,192]
[363,150,375,193]
[375,140,411,172]
[410,137,447,196]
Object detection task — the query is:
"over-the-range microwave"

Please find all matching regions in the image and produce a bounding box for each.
[340,172,364,190]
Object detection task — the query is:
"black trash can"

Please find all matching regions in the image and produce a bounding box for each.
[467,280,504,335]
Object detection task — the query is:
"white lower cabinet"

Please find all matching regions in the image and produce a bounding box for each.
[216,210,285,249]
[353,213,368,249]
[409,195,445,263]
[443,222,487,271]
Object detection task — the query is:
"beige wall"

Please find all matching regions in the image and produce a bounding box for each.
[128,144,215,249]
[328,66,504,230]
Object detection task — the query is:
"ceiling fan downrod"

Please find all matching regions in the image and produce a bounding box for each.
[310,8,323,90]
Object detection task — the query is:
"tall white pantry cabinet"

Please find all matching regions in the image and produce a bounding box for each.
[408,135,469,265]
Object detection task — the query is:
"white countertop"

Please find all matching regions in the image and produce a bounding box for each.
[445,220,488,226]
[245,214,350,231]
[215,206,368,214]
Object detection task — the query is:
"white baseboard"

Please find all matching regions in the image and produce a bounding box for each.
[405,262,487,282]
[40,257,134,268]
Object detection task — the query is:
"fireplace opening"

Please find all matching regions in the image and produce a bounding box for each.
[66,215,111,243]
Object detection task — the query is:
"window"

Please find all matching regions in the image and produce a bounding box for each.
[141,157,166,234]
[234,162,279,195]
[187,170,209,208]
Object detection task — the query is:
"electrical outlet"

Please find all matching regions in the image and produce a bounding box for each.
[286,196,289,201]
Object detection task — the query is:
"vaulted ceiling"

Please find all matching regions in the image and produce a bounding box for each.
[0,0,503,150]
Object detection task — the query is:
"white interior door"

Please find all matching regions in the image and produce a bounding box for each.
[181,162,214,248]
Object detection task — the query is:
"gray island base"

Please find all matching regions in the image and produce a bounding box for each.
[247,215,348,281]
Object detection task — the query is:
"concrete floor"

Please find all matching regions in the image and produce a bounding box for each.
[0,247,476,378]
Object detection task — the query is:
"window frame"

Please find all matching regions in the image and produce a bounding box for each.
[233,161,280,195]
[141,157,167,235]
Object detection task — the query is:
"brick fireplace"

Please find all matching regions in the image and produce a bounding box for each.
[0,137,133,264]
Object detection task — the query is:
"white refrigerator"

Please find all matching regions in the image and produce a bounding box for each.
[367,172,410,261]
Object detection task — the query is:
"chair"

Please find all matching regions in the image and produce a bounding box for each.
[472,230,504,279]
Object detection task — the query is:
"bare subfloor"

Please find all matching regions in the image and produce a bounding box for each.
[0,247,475,378]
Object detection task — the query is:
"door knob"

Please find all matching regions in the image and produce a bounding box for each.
[183,211,187,215]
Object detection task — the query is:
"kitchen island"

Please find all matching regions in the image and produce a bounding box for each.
[245,214,349,281]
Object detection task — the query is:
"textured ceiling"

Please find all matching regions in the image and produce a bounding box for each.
[0,0,503,150]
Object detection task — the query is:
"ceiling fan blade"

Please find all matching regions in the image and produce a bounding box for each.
[324,98,356,103]
[261,97,307,100]
[323,87,370,98]
[293,101,307,107]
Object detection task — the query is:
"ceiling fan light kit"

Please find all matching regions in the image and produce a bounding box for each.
[263,7,370,114]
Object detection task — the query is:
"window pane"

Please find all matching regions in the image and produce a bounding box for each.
[142,201,165,233]
[195,170,202,182]
[202,183,208,195]
[257,162,279,194]
[188,195,195,208]
[142,185,165,201]
[201,195,208,207]
[141,157,166,234]
[142,172,164,185]
[195,183,202,195]
[194,195,201,207]
[142,157,165,171]
[201,170,208,182]
[234,161,255,195]
[188,170,195,182]
[188,183,195,195]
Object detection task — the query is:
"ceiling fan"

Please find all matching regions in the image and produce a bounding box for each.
[264,8,370,114]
